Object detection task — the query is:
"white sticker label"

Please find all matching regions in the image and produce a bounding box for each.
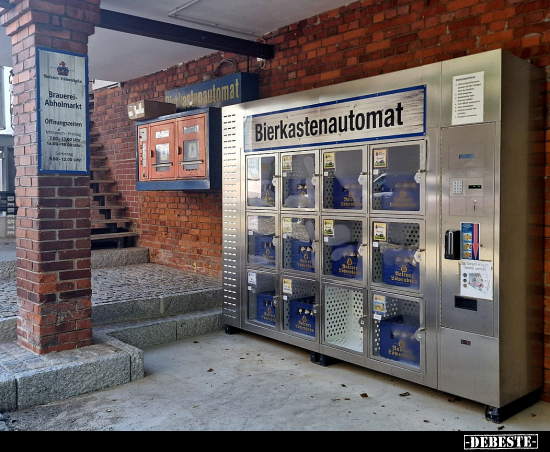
[452,72,484,125]
[247,272,257,285]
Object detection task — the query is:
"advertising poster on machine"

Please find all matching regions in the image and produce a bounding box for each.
[37,48,89,174]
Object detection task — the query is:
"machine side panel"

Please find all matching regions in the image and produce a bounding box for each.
[221,106,244,327]
[498,52,545,404]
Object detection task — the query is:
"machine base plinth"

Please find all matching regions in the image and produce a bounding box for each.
[484,389,542,423]
[224,324,239,335]
[316,354,340,367]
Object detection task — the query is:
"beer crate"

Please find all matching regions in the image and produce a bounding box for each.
[333,176,362,210]
[254,234,276,266]
[288,296,316,337]
[381,248,420,289]
[256,292,276,326]
[291,239,315,273]
[332,243,362,279]
[379,315,420,367]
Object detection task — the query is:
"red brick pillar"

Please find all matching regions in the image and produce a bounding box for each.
[0,0,100,354]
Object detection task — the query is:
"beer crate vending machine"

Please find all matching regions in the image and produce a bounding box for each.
[221,50,545,422]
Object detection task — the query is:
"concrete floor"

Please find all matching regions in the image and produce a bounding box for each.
[2,237,550,433]
[4,329,550,432]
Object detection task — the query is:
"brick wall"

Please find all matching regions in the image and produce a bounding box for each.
[91,68,224,276]
[91,0,550,396]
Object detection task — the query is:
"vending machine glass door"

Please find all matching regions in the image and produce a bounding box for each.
[281,151,318,210]
[322,218,365,282]
[371,220,424,293]
[371,291,424,372]
[282,216,317,274]
[247,214,278,268]
[246,155,277,208]
[247,271,278,329]
[371,142,425,213]
[322,148,365,211]
[282,277,318,341]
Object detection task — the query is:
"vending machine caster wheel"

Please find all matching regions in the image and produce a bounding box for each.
[310,351,319,363]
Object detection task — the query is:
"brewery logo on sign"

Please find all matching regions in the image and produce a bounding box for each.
[464,434,538,450]
[57,61,70,77]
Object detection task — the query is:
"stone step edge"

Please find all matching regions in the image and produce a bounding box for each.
[94,308,223,350]
[0,309,223,412]
[91,288,223,326]
[0,288,222,342]
[0,247,151,281]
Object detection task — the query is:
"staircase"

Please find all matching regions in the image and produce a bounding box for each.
[89,92,139,248]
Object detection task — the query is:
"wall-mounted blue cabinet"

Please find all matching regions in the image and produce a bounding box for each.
[135,107,221,191]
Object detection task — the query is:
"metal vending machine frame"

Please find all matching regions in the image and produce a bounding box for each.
[221,49,545,422]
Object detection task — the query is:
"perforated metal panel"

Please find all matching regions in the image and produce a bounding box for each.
[222,112,240,326]
[323,177,334,207]
[323,285,364,352]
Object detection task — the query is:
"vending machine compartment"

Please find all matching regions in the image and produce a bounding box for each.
[135,107,221,190]
[379,314,420,367]
[288,296,316,337]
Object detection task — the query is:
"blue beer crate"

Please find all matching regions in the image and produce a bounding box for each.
[286,178,315,208]
[288,178,309,196]
[254,234,276,266]
[256,291,276,326]
[333,176,362,210]
[381,248,420,289]
[261,182,275,207]
[289,296,316,337]
[379,174,420,211]
[379,315,420,367]
[331,243,362,279]
[291,239,315,273]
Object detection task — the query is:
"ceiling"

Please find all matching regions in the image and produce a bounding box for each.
[0,0,352,83]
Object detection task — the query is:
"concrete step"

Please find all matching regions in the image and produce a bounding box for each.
[0,247,151,281]
[0,247,150,283]
[0,286,223,343]
[0,245,151,277]
[91,286,222,326]
[0,308,223,412]
[94,308,223,351]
